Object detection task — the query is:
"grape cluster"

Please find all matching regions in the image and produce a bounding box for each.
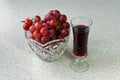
[22,10,70,44]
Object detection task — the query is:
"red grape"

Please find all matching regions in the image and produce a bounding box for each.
[34,15,41,21]
[29,33,35,40]
[42,23,49,28]
[29,25,36,33]
[62,22,70,29]
[35,22,42,30]
[61,28,69,37]
[44,13,55,21]
[25,18,33,27]
[41,36,50,44]
[46,21,52,29]
[40,27,49,36]
[52,10,61,19]
[49,29,56,40]
[49,19,58,28]
[23,24,30,31]
[33,30,41,39]
[47,20,50,24]
[59,14,67,23]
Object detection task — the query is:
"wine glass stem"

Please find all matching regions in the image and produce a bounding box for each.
[76,56,85,62]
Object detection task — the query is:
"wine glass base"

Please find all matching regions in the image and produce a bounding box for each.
[70,60,89,72]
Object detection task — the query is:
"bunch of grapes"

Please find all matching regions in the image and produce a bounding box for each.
[22,10,70,44]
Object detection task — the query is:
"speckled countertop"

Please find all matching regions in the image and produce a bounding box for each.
[0,0,120,80]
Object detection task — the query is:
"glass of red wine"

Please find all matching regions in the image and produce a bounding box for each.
[70,17,93,72]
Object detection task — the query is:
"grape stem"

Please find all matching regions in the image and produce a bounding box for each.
[21,21,25,22]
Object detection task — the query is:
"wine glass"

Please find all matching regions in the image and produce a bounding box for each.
[70,17,93,72]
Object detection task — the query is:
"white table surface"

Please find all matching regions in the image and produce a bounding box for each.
[0,0,120,80]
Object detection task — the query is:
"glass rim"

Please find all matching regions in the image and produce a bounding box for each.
[70,16,93,27]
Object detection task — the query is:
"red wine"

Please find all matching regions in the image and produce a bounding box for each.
[73,25,89,57]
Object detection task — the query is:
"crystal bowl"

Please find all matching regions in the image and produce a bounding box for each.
[25,31,70,62]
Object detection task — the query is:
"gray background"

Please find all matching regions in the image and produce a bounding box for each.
[0,0,120,80]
